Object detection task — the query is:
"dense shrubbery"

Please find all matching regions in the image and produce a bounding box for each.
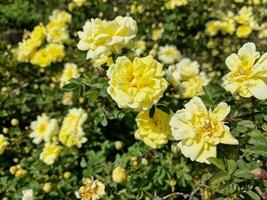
[0,0,267,200]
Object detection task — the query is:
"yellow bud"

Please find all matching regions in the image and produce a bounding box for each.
[168,179,177,187]
[112,167,128,184]
[114,141,124,150]
[50,83,56,89]
[11,118,19,126]
[2,197,8,200]
[63,171,71,179]
[141,158,148,165]
[15,169,27,177]
[2,128,9,134]
[9,166,18,175]
[79,97,85,104]
[1,87,8,93]
[43,182,52,193]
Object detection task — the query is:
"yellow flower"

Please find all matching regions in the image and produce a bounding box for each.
[223,42,267,99]
[134,40,146,56]
[236,25,252,38]
[62,92,74,105]
[60,63,80,87]
[135,108,172,149]
[167,58,208,98]
[178,75,208,98]
[205,21,221,36]
[158,45,181,64]
[235,6,253,25]
[0,134,8,154]
[30,44,65,67]
[17,25,46,62]
[49,10,71,24]
[22,189,34,200]
[58,108,88,148]
[77,16,137,64]
[107,56,168,111]
[73,0,87,7]
[151,28,163,41]
[164,0,188,10]
[112,166,128,184]
[30,114,58,144]
[40,143,61,165]
[170,97,238,164]
[76,178,105,200]
[46,21,69,44]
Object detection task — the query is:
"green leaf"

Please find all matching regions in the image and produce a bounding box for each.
[208,157,225,171]
[63,82,78,91]
[210,171,231,186]
[226,160,237,175]
[156,104,171,114]
[246,191,261,200]
[149,105,155,118]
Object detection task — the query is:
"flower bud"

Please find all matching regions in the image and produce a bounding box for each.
[112,167,128,184]
[11,118,19,126]
[43,182,52,193]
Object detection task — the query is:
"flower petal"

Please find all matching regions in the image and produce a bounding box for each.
[196,145,216,164]
[248,79,267,100]
[220,126,239,145]
[178,140,204,161]
[225,53,240,71]
[211,102,230,121]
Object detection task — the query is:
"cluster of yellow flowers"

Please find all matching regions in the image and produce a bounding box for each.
[10,164,28,178]
[164,0,188,10]
[77,16,138,67]
[17,10,71,67]
[29,108,87,165]
[170,97,238,163]
[75,178,105,200]
[205,6,257,38]
[167,58,209,98]
[223,42,267,99]
[0,134,8,155]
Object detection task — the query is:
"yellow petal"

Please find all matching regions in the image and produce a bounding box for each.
[220,126,238,145]
[211,102,230,121]
[178,140,204,161]
[248,79,267,100]
[196,145,216,164]
[225,53,240,71]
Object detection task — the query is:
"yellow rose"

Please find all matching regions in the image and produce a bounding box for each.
[29,114,58,144]
[158,45,181,64]
[60,63,80,87]
[46,21,69,44]
[205,21,221,36]
[77,16,137,65]
[76,179,105,200]
[40,143,61,165]
[58,108,88,148]
[223,42,267,99]
[135,108,172,149]
[170,97,238,164]
[107,56,168,111]
[112,166,128,184]
[49,10,72,24]
[236,25,252,38]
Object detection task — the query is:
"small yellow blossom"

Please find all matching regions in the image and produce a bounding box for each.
[77,16,137,66]
[49,10,72,24]
[135,108,173,149]
[43,182,52,193]
[158,45,181,64]
[151,28,163,41]
[170,97,238,164]
[62,92,74,105]
[167,58,208,98]
[40,142,61,165]
[236,25,252,38]
[22,189,34,200]
[17,25,46,62]
[134,40,146,56]
[205,21,221,36]
[73,0,87,7]
[112,166,128,184]
[223,42,267,99]
[107,56,168,111]
[30,114,58,144]
[164,0,188,10]
[0,134,8,154]
[60,63,80,87]
[76,178,105,200]
[59,108,88,148]
[46,21,69,44]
